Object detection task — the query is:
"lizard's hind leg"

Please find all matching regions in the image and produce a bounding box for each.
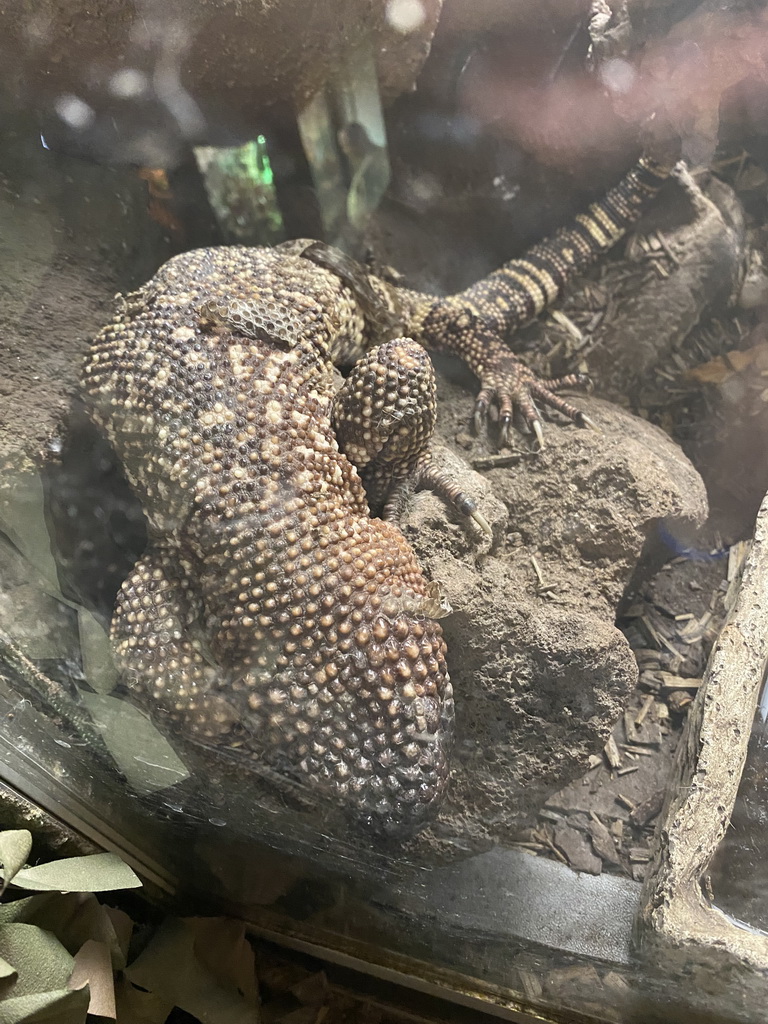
[112,547,241,744]
[333,337,490,534]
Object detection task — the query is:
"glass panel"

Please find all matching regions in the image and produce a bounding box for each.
[3,2,768,1022]
[709,670,768,934]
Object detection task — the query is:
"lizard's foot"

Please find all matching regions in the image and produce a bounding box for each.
[382,454,492,537]
[473,350,592,446]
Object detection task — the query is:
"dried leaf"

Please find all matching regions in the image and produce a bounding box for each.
[187,918,258,1004]
[125,918,259,1024]
[104,907,133,964]
[114,977,174,1024]
[0,832,32,896]
[6,893,130,970]
[55,895,126,969]
[686,344,766,384]
[69,940,115,1019]
[80,693,189,795]
[6,854,141,894]
[0,987,90,1024]
[586,818,621,867]
[0,924,73,996]
[290,971,328,1006]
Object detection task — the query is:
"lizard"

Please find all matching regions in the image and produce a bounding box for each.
[81,151,674,835]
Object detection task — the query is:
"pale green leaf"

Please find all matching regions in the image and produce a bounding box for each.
[0,574,77,663]
[0,893,128,970]
[80,693,189,794]
[0,923,73,996]
[0,894,65,925]
[0,895,50,925]
[0,831,32,895]
[125,918,259,1024]
[0,470,62,596]
[0,987,90,1024]
[0,952,18,998]
[6,854,141,894]
[0,954,17,979]
[69,939,115,1019]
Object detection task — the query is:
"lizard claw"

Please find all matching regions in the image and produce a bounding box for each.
[382,457,493,538]
[532,419,545,449]
[473,352,591,446]
[580,413,601,433]
[473,393,490,435]
[469,506,493,537]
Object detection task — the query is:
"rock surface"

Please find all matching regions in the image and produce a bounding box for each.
[0,102,712,858]
[400,381,708,850]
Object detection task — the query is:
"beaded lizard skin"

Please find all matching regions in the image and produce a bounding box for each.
[81,154,672,834]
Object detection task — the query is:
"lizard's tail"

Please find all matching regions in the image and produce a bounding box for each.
[456,149,679,332]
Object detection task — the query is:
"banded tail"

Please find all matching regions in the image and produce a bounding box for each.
[457,154,675,332]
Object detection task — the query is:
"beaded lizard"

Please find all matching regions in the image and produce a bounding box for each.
[81,153,673,834]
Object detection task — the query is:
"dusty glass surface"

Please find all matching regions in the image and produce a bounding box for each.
[2,2,768,1023]
[710,673,768,934]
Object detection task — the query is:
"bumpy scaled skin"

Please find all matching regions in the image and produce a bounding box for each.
[82,154,673,833]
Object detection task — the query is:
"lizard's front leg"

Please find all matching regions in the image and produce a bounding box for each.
[333,337,491,534]
[400,151,677,443]
[419,304,592,446]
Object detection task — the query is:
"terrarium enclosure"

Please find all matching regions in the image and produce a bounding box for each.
[2,1,768,1022]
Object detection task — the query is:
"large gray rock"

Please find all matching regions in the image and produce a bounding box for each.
[400,383,708,850]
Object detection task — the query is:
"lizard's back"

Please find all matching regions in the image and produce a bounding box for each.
[81,244,454,834]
